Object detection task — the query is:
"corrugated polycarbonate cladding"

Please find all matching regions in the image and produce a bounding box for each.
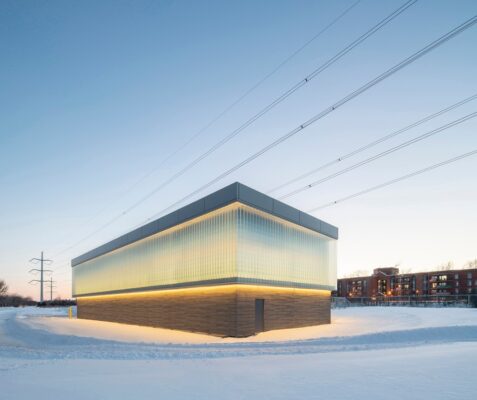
[72,203,336,296]
[73,204,237,297]
[237,206,336,289]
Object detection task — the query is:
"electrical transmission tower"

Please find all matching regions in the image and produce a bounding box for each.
[28,251,52,302]
[45,277,57,302]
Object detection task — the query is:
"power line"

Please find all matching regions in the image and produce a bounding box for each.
[122,0,363,191]
[140,15,477,225]
[308,149,477,211]
[51,0,361,257]
[117,0,415,217]
[51,262,70,273]
[268,92,477,194]
[280,111,477,200]
[49,105,476,275]
[53,0,416,257]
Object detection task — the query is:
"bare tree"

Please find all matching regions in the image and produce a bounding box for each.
[0,280,7,296]
[346,269,370,278]
[464,259,477,269]
[437,261,454,271]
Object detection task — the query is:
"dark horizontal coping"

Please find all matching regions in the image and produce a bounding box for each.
[72,182,338,267]
[73,277,336,298]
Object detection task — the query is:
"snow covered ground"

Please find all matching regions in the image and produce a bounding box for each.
[1,306,476,399]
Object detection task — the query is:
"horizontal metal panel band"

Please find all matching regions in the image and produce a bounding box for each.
[73,277,335,298]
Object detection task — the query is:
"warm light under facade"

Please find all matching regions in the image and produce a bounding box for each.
[72,182,338,336]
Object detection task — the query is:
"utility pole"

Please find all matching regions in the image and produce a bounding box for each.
[29,251,52,303]
[45,277,57,302]
[50,277,54,302]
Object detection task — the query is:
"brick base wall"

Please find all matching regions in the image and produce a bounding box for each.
[77,285,331,337]
[236,286,331,336]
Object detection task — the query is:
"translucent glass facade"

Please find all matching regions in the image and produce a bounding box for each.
[73,203,337,296]
[237,206,336,289]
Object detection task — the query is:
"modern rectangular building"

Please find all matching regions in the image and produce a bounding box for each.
[72,182,338,337]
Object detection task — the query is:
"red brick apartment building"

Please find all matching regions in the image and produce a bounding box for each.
[336,267,477,301]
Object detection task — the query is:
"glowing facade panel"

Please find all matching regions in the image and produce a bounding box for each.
[237,206,336,289]
[73,205,237,296]
[73,203,337,297]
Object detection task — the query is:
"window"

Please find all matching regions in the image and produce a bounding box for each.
[455,274,459,280]
[468,280,472,287]
[378,279,387,294]
[455,288,459,294]
[467,272,472,279]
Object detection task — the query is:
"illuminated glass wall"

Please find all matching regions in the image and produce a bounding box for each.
[73,203,337,296]
[237,206,336,289]
[73,206,238,296]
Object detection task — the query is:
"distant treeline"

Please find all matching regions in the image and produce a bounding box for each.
[0,279,76,307]
[37,299,76,307]
[0,294,36,307]
[0,279,36,306]
[0,297,77,307]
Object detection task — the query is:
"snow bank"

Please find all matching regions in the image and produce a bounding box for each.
[2,342,476,400]
[20,306,477,344]
[1,307,477,399]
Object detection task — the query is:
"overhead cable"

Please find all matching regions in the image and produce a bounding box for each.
[53,0,363,252]
[268,92,477,194]
[115,0,416,222]
[308,149,477,211]
[55,0,417,256]
[141,15,477,225]
[280,111,477,199]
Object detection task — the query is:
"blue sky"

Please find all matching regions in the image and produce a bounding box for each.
[1,0,476,299]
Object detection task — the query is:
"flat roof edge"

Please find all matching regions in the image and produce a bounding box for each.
[71,182,338,267]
